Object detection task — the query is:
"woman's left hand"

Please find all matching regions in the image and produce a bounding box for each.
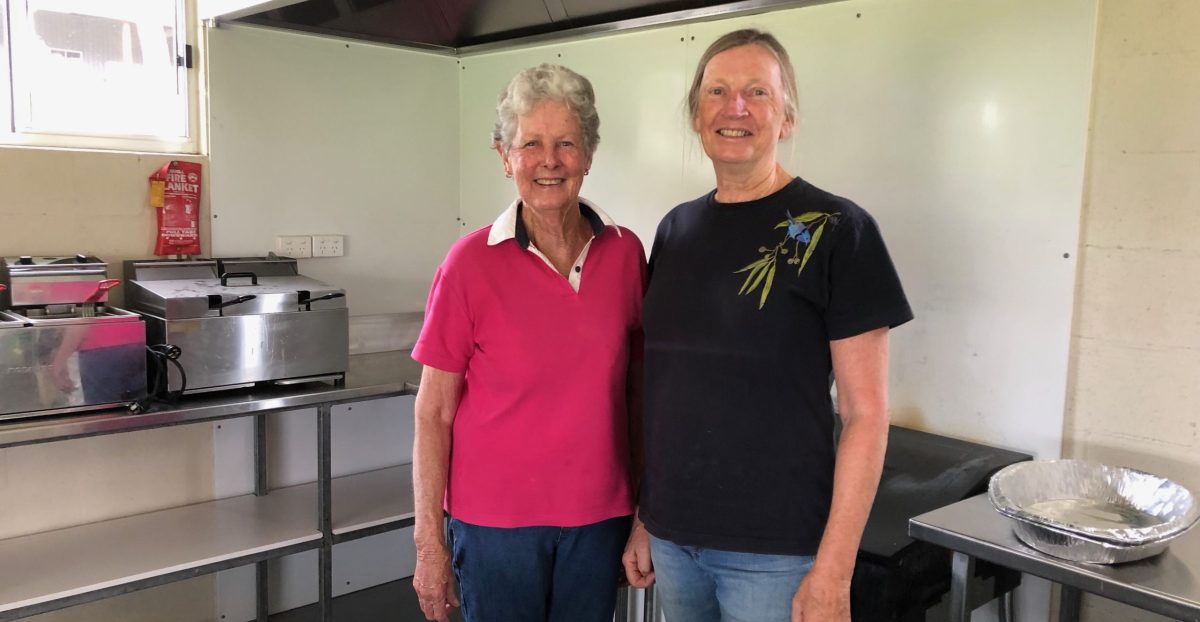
[621,516,655,588]
[790,566,850,622]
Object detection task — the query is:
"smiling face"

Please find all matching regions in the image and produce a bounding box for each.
[692,44,794,175]
[497,99,591,215]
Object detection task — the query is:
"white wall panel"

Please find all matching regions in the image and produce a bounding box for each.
[459,2,1097,620]
[207,24,460,316]
[206,23,438,620]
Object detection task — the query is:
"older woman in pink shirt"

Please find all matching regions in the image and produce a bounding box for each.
[409,63,645,622]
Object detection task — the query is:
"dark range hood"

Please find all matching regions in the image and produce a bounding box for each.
[227,0,837,53]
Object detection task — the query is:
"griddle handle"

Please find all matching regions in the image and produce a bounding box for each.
[220,271,258,286]
[208,294,258,309]
[302,292,344,311]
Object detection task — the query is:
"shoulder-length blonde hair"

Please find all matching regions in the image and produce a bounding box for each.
[686,29,799,127]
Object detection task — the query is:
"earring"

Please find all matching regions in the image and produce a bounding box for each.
[505,171,513,178]
[584,169,589,176]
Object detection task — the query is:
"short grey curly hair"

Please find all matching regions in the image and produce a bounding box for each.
[492,64,600,157]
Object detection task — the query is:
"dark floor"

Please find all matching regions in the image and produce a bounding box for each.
[269,578,464,622]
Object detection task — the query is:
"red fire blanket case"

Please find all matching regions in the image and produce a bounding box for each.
[149,161,202,256]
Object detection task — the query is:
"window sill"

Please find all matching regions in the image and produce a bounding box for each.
[0,141,205,159]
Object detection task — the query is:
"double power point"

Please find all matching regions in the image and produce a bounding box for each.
[275,234,345,258]
[312,235,345,257]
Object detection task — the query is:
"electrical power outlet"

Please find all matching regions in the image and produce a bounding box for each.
[312,234,345,257]
[275,235,312,258]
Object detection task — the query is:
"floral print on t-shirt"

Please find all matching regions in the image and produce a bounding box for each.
[734,209,841,309]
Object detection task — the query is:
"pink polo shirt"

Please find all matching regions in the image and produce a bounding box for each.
[413,201,646,528]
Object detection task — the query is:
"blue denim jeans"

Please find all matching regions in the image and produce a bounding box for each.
[447,515,631,622]
[649,534,815,622]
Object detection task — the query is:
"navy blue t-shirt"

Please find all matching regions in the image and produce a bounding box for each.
[640,177,913,555]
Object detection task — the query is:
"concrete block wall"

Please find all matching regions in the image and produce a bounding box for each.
[1063,1,1200,620]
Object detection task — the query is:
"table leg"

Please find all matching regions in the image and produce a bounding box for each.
[255,560,269,622]
[614,587,630,622]
[643,584,659,622]
[318,404,333,622]
[997,589,1013,622]
[254,414,268,496]
[254,413,269,621]
[1058,585,1082,622]
[949,551,975,622]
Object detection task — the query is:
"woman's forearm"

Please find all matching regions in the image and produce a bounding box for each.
[412,366,463,554]
[811,410,888,579]
[413,418,453,552]
[812,327,891,579]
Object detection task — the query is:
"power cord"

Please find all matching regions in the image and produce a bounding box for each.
[129,344,187,413]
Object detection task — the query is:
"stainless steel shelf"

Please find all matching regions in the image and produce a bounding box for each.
[0,486,322,621]
[331,464,416,543]
[0,464,419,621]
[0,350,423,450]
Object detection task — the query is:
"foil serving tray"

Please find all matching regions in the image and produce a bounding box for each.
[989,460,1199,563]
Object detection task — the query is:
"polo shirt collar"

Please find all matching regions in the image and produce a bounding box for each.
[487,197,621,248]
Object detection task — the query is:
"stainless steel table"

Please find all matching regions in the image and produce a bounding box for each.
[909,495,1200,622]
[0,350,422,450]
[0,350,422,622]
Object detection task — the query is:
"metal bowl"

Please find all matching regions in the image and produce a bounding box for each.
[989,460,1199,563]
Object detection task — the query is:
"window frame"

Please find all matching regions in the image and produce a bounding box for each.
[0,0,205,155]
[0,6,11,133]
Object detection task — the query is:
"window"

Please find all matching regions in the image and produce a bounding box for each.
[0,0,201,153]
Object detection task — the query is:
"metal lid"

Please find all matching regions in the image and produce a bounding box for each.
[125,258,218,282]
[1,255,115,307]
[2,255,106,273]
[133,274,342,299]
[123,257,346,319]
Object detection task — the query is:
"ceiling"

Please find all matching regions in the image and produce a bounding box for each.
[230,0,832,53]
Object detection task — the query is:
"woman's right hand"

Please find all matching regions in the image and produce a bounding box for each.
[413,547,459,622]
